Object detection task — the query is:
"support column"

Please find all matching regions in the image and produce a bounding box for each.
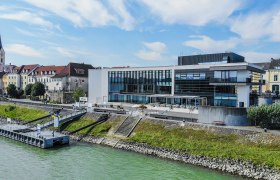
[237,86,250,107]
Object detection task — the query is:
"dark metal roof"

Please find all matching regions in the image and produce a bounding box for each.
[52,62,94,78]
[269,58,280,69]
[0,72,5,78]
[253,62,270,70]
[178,52,245,65]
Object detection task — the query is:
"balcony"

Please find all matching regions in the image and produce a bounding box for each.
[210,77,253,85]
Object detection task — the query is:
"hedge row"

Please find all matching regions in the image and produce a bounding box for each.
[247,103,280,129]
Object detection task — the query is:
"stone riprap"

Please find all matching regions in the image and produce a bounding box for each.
[68,134,280,180]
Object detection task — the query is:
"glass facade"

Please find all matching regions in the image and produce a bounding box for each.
[174,69,238,107]
[175,69,215,105]
[106,67,260,107]
[108,70,172,103]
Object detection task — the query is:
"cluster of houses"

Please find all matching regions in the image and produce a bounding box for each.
[0,37,94,103]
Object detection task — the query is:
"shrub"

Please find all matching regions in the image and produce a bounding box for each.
[247,104,280,129]
[5,105,16,112]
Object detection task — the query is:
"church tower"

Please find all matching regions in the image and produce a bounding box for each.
[0,35,5,72]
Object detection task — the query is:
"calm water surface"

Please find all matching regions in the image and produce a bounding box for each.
[0,137,243,180]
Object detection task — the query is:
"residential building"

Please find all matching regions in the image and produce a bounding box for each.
[4,63,16,73]
[7,66,23,89]
[48,62,94,103]
[255,59,280,94]
[28,65,65,89]
[0,35,5,72]
[20,64,40,90]
[89,53,264,108]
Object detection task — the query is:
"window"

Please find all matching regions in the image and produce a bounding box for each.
[274,75,278,81]
[272,85,279,93]
[75,68,85,75]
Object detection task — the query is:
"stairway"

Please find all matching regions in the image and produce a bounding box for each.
[114,116,141,137]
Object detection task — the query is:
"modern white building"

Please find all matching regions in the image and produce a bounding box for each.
[89,53,264,108]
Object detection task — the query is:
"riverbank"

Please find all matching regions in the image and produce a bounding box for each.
[67,133,280,180]
[0,103,280,179]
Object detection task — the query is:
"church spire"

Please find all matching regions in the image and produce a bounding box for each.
[0,35,2,49]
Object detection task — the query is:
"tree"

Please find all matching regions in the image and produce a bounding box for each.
[31,82,45,97]
[7,84,17,98]
[73,87,85,102]
[276,90,279,97]
[25,84,33,96]
[16,89,24,99]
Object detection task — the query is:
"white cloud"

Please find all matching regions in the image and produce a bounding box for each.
[0,11,53,28]
[140,0,242,26]
[54,47,75,58]
[25,0,135,30]
[15,28,36,37]
[6,44,44,58]
[230,9,280,41]
[135,41,166,61]
[183,36,239,53]
[240,51,280,63]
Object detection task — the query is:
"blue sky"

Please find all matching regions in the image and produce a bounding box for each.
[0,0,280,67]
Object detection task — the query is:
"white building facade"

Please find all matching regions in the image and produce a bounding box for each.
[89,63,264,108]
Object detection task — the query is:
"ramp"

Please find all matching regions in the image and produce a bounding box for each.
[39,109,87,130]
[114,116,142,137]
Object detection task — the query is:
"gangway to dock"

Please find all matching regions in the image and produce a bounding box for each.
[39,109,87,130]
[69,114,110,135]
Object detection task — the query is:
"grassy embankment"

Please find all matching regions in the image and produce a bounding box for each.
[130,121,280,169]
[0,104,48,122]
[63,116,124,136]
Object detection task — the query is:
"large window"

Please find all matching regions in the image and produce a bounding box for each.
[108,70,172,103]
[214,70,237,82]
[274,75,278,81]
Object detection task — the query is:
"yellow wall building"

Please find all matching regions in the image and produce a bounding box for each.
[256,59,280,94]
[2,73,9,94]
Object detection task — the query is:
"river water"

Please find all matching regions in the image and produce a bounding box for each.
[0,137,243,180]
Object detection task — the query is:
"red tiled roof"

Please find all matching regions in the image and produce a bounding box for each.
[53,65,70,77]
[35,65,65,74]
[22,64,38,70]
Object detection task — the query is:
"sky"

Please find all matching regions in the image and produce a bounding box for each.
[0,0,280,67]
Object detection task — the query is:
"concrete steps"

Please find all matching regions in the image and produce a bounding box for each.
[114,116,141,137]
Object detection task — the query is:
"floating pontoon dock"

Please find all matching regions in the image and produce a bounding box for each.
[0,124,69,148]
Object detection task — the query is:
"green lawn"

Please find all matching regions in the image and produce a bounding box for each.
[64,116,124,137]
[0,104,48,122]
[130,121,280,169]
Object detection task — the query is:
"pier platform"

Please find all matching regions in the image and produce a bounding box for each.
[0,124,69,148]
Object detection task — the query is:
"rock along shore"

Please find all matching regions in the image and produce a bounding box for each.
[68,133,280,180]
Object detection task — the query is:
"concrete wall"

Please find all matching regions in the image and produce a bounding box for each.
[237,70,250,82]
[258,97,273,106]
[237,86,250,107]
[198,106,249,126]
[88,69,108,104]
